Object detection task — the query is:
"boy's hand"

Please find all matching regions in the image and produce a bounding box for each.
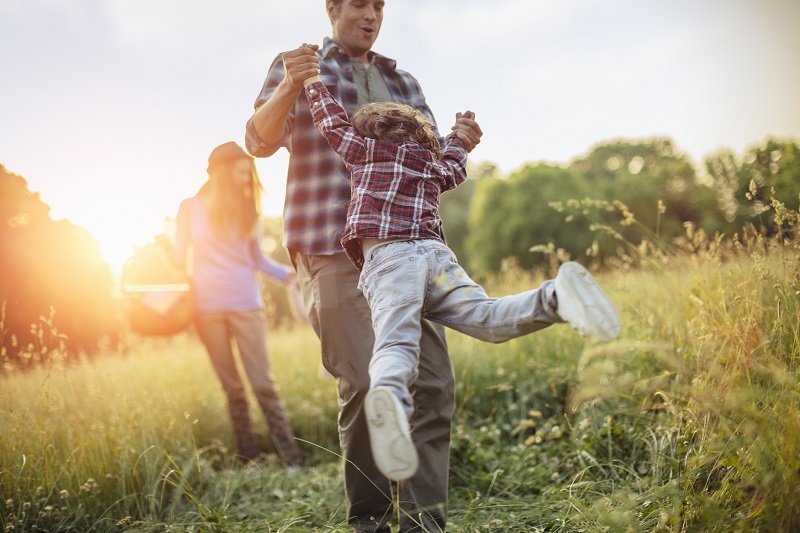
[452,110,482,152]
[282,43,320,90]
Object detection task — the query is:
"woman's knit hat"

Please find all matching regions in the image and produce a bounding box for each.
[207,142,252,173]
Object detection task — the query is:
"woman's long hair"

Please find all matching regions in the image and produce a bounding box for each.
[199,159,263,239]
[352,102,442,159]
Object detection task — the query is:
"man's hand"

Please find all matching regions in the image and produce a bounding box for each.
[251,44,320,146]
[451,110,483,153]
[282,43,321,90]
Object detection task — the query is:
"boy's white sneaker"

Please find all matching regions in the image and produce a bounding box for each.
[554,262,620,342]
[364,386,418,481]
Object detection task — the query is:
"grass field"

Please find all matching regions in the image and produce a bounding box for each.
[2,219,799,532]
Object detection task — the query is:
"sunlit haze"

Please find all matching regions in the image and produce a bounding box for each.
[2,0,798,276]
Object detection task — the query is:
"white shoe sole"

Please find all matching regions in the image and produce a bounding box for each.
[364,387,418,481]
[555,262,621,341]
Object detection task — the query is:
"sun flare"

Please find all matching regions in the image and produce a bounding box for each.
[42,180,179,280]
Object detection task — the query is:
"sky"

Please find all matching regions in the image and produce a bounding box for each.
[2,0,799,275]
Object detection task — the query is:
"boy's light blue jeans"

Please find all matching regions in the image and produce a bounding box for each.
[358,239,564,415]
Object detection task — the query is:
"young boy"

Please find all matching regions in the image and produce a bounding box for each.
[302,61,620,482]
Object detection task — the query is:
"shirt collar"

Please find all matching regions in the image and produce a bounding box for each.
[321,37,397,70]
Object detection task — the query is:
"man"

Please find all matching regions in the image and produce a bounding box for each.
[245,1,482,530]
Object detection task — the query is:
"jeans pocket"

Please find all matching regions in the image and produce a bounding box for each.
[431,247,466,289]
[363,252,418,311]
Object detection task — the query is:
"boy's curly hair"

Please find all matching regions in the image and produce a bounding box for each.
[351,102,442,160]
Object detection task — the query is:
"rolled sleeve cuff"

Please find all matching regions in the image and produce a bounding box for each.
[244,116,287,157]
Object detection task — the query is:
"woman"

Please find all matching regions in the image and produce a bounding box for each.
[166,141,303,469]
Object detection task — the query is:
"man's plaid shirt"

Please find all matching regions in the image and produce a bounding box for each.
[245,38,442,257]
[305,81,468,270]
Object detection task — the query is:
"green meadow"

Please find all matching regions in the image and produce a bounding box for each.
[2,218,799,532]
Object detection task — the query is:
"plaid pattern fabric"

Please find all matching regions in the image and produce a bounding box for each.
[245,38,441,256]
[306,81,468,270]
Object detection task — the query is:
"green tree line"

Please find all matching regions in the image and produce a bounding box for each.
[2,136,798,367]
[441,137,799,275]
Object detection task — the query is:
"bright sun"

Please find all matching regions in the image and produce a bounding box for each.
[59,201,171,281]
[26,149,289,282]
[96,221,165,280]
[41,178,180,281]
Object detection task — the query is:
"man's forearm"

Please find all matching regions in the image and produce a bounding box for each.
[251,78,302,146]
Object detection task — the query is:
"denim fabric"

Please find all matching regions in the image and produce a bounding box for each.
[358,240,563,414]
[194,309,303,467]
[290,250,453,533]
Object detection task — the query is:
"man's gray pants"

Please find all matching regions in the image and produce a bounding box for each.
[292,250,453,532]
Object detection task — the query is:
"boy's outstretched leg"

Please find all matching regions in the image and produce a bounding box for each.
[555,262,620,341]
[364,386,419,481]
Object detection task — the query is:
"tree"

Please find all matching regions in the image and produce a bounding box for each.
[0,165,120,368]
[463,138,732,275]
[439,161,496,268]
[706,138,800,230]
[568,138,726,252]
[465,163,592,273]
